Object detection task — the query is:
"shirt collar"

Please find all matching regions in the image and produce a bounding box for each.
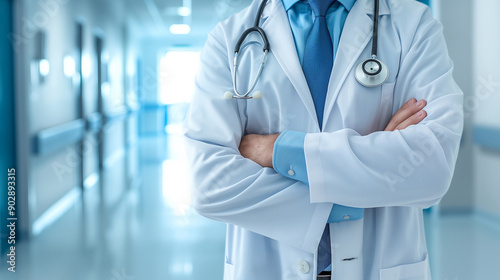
[282,0,357,12]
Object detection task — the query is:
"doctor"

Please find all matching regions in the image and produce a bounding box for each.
[184,0,463,279]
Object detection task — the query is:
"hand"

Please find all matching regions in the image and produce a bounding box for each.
[239,134,280,168]
[384,98,427,131]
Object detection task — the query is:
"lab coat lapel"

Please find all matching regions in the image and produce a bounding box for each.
[260,0,320,130]
[322,0,382,130]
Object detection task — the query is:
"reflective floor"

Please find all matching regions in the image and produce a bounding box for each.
[2,132,500,280]
[425,212,500,280]
[1,131,227,280]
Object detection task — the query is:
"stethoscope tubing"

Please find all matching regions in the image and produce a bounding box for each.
[232,49,268,98]
[355,0,389,87]
[228,0,387,100]
[372,0,380,58]
[229,0,270,99]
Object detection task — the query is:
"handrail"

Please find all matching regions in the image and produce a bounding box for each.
[473,125,500,152]
[104,107,128,124]
[33,119,85,155]
[33,107,141,155]
[86,112,102,133]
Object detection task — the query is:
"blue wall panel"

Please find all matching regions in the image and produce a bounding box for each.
[0,0,15,255]
[473,126,500,152]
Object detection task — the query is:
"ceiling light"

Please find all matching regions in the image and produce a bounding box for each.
[177,7,191,17]
[169,24,191,35]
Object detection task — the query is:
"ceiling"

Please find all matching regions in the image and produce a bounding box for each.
[125,0,252,41]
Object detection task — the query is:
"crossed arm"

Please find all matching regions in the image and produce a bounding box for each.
[239,98,428,168]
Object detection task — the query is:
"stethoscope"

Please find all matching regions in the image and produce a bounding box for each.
[354,0,389,87]
[224,0,388,100]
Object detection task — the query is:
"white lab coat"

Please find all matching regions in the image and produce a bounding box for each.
[183,0,463,279]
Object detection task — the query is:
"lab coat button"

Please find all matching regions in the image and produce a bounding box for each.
[288,169,295,176]
[298,260,310,274]
[343,215,351,220]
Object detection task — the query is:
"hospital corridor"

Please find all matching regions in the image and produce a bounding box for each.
[1,0,500,279]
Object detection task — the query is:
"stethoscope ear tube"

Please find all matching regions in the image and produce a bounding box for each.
[230,49,268,99]
[234,27,270,53]
[227,0,390,99]
[226,0,270,100]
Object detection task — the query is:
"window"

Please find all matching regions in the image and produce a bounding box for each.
[159,51,200,104]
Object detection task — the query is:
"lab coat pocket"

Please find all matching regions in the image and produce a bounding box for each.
[377,82,396,130]
[379,254,430,280]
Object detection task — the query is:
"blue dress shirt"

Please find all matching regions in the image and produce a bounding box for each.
[273,0,364,223]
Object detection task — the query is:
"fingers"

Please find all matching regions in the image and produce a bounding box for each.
[395,109,427,131]
[385,99,427,131]
[385,98,417,131]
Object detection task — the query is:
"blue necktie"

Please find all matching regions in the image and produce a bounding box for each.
[302,0,336,273]
[302,0,336,129]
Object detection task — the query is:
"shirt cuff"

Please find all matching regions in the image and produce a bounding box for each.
[273,130,364,224]
[273,130,309,185]
[327,205,364,223]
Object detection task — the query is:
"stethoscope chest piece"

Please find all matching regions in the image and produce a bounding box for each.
[355,57,389,87]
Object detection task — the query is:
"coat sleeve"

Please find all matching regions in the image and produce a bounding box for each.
[183,24,331,253]
[304,8,464,209]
